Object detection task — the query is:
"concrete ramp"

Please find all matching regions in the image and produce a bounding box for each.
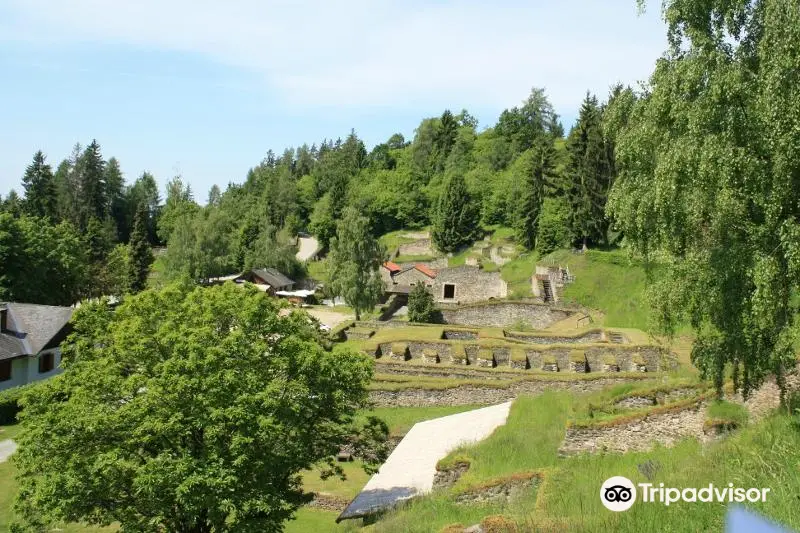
[337,401,512,521]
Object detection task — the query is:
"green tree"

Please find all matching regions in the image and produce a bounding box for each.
[566,93,612,248]
[12,283,377,533]
[103,243,132,297]
[127,171,161,245]
[158,176,199,243]
[1,190,23,217]
[608,0,800,399]
[165,207,238,283]
[0,214,89,305]
[53,145,82,227]
[77,140,107,226]
[21,151,57,220]
[207,184,222,207]
[407,283,438,323]
[327,207,385,320]
[104,157,127,241]
[513,141,554,250]
[431,173,479,253]
[128,203,154,293]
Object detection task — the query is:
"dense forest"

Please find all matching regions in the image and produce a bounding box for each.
[0,86,634,304]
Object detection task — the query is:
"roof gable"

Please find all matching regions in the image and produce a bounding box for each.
[0,302,73,360]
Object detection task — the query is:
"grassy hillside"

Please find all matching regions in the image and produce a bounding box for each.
[369,392,800,533]
[539,249,653,330]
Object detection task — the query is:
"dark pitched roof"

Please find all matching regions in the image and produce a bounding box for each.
[252,268,294,288]
[0,302,73,361]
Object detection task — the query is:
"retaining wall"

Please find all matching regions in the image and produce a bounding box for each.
[439,302,574,328]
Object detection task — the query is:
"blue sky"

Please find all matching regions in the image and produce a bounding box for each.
[0,0,668,201]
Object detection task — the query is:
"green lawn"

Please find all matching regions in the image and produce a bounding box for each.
[541,249,653,330]
[306,259,329,284]
[361,405,483,436]
[146,253,167,289]
[500,252,539,298]
[285,508,357,533]
[378,229,424,255]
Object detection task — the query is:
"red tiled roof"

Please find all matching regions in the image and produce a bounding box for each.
[414,263,437,278]
[383,261,401,273]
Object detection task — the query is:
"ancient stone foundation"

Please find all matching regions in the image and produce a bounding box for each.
[369,377,643,407]
[440,302,573,329]
[558,403,709,456]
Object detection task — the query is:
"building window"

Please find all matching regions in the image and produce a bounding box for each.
[0,360,11,382]
[38,352,55,374]
[443,284,456,299]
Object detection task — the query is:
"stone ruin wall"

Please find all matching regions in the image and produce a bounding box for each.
[439,302,573,329]
[369,376,642,407]
[373,340,668,373]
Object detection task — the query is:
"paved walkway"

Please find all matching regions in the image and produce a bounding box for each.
[0,439,17,463]
[338,401,513,520]
[296,236,320,261]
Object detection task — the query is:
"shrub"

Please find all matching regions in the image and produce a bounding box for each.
[0,384,31,425]
[408,283,440,323]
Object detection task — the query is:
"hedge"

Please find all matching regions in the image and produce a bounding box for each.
[0,384,31,425]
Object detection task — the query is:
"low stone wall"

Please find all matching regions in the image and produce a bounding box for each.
[440,302,574,329]
[558,403,709,456]
[397,239,435,257]
[371,342,669,373]
[453,474,540,505]
[433,462,470,491]
[307,493,351,512]
[615,396,656,409]
[505,331,604,345]
[369,377,642,407]
[442,330,478,340]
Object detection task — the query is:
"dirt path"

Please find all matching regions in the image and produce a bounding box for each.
[306,308,354,329]
[296,236,320,261]
[0,439,17,463]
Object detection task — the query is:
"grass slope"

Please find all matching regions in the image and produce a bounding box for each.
[541,249,652,330]
[370,391,800,533]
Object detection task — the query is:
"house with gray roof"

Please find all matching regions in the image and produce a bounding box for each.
[235,268,295,295]
[0,302,73,391]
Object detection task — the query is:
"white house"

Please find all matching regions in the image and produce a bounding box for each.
[0,302,73,392]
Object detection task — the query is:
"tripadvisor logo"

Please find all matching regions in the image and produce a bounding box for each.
[601,476,771,511]
[601,476,637,512]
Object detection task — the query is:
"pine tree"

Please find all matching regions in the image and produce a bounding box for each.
[1,190,23,217]
[128,203,154,293]
[21,151,57,220]
[565,93,612,248]
[327,207,385,321]
[431,173,479,253]
[78,140,107,227]
[514,141,554,250]
[53,144,82,227]
[104,157,127,241]
[207,185,222,207]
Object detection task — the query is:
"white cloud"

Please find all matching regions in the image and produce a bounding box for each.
[1,0,668,112]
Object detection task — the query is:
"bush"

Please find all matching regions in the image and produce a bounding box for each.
[0,385,30,425]
[408,283,440,323]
